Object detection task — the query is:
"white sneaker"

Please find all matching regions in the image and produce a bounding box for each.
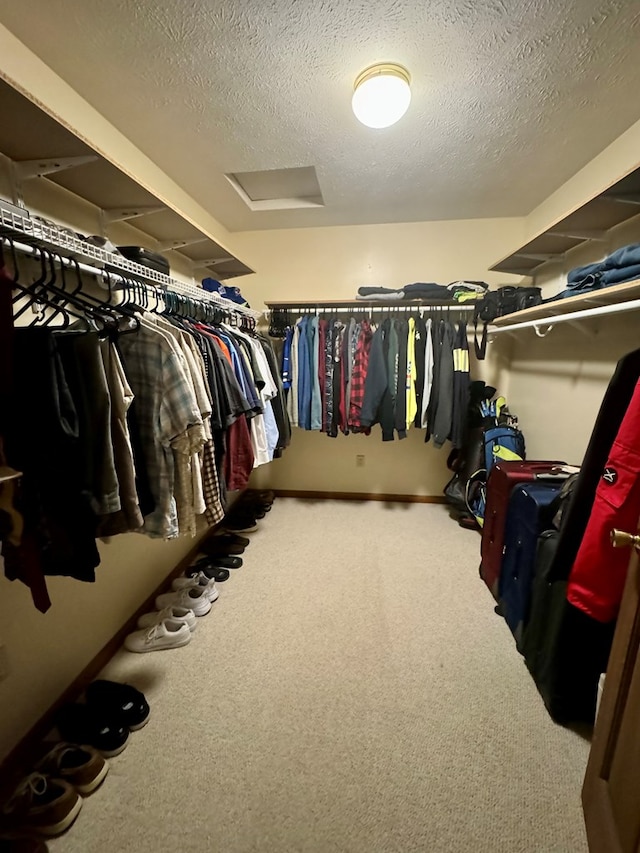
[155,586,212,617]
[137,605,197,633]
[172,572,219,603]
[124,618,192,653]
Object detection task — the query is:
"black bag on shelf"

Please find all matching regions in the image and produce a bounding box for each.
[116,246,170,276]
[473,286,542,359]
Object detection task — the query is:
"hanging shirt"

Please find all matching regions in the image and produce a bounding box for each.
[348,320,373,432]
[118,321,202,539]
[450,322,470,450]
[394,319,408,439]
[97,340,143,537]
[361,320,395,441]
[297,317,312,430]
[432,321,455,449]
[405,317,417,430]
[288,321,300,428]
[420,319,434,429]
[345,318,360,420]
[413,316,427,428]
[282,326,293,390]
[144,315,207,537]
[309,316,322,431]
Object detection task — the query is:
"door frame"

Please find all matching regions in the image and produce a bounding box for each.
[583,547,640,852]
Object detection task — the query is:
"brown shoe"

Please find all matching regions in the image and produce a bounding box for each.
[2,773,82,837]
[38,743,109,795]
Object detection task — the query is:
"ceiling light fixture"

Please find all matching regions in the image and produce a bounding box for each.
[352,63,411,129]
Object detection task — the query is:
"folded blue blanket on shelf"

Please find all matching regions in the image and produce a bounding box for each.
[553,242,640,302]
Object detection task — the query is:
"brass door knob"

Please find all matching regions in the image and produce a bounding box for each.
[610,529,640,549]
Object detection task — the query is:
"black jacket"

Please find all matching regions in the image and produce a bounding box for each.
[360,320,395,441]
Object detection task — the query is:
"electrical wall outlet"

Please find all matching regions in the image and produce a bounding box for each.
[356,454,365,468]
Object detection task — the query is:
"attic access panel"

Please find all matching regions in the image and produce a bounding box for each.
[226,166,324,210]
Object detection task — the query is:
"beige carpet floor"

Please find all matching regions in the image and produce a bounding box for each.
[49,499,590,853]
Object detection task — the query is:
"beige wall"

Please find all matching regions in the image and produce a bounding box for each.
[238,218,523,495]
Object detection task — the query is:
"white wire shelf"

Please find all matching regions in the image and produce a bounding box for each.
[0,203,260,319]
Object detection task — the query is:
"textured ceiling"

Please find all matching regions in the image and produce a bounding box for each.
[0,0,639,231]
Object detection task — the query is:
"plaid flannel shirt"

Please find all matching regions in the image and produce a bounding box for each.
[348,320,373,430]
[118,322,202,539]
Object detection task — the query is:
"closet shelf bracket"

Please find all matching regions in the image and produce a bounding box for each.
[191,256,235,268]
[14,155,99,181]
[514,252,561,262]
[604,192,640,206]
[102,206,166,223]
[547,229,607,242]
[155,238,208,252]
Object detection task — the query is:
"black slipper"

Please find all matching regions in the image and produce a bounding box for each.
[199,567,230,582]
[85,680,150,731]
[193,555,242,570]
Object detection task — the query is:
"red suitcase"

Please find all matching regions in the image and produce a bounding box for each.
[480,461,568,599]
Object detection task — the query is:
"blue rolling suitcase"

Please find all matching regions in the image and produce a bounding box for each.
[498,482,563,645]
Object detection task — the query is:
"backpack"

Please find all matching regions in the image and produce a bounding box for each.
[464,409,526,528]
[443,383,526,527]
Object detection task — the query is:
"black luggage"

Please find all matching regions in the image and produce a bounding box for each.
[498,482,563,645]
[521,530,616,724]
[116,246,170,276]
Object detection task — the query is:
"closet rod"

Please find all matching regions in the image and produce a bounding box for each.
[267,304,476,314]
[3,236,261,320]
[489,297,640,336]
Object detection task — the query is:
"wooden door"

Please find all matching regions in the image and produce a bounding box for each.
[583,529,640,852]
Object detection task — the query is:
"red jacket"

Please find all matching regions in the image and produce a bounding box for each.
[567,376,640,622]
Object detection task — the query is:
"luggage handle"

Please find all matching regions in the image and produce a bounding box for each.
[534,472,571,481]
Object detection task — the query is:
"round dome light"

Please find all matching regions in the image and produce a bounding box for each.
[352,63,411,129]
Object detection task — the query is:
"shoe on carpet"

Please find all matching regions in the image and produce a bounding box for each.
[138,605,197,633]
[172,572,219,603]
[1,773,82,837]
[237,501,267,518]
[124,619,191,653]
[54,704,128,758]
[192,554,242,570]
[37,743,108,796]
[155,586,212,617]
[188,565,230,583]
[85,680,151,731]
[222,515,259,533]
[200,538,245,556]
